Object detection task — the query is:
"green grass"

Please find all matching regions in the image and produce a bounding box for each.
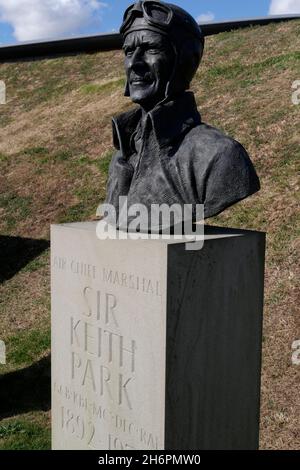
[58,201,90,223]
[53,149,73,162]
[58,184,100,223]
[7,329,50,368]
[80,78,125,95]
[205,52,300,83]
[22,250,50,274]
[18,78,74,111]
[58,150,113,222]
[0,194,32,214]
[24,146,49,156]
[0,193,33,230]
[0,153,9,162]
[0,19,299,450]
[72,154,91,166]
[0,416,51,450]
[98,149,114,177]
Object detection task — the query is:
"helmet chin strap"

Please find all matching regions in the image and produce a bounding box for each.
[164,41,179,100]
[124,80,130,97]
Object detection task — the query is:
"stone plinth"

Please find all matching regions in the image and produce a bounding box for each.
[51,223,265,450]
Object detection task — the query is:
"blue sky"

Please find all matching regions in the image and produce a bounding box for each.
[0,0,299,45]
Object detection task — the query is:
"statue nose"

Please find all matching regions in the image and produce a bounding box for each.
[130,47,144,65]
[129,47,148,74]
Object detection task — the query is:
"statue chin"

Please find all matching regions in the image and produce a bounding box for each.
[129,91,155,108]
[129,83,165,110]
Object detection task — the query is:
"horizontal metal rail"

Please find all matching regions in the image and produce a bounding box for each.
[0,15,299,61]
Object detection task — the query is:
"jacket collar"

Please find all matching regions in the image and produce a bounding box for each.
[112,91,201,158]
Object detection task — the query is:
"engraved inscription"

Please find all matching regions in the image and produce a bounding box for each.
[52,255,162,297]
[54,383,159,450]
[69,287,136,410]
[52,247,163,450]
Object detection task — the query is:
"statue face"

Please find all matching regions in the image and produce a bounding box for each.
[123,30,175,111]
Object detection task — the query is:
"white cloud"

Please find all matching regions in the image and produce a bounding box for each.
[0,0,107,42]
[269,0,300,14]
[196,12,215,23]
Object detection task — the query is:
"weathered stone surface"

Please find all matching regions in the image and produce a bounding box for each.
[51,223,265,450]
[0,340,5,365]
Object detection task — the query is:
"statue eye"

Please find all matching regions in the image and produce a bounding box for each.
[124,48,134,56]
[147,48,160,54]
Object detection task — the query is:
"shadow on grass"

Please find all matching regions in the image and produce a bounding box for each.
[0,235,49,283]
[0,355,50,420]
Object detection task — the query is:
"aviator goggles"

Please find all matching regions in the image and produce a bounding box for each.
[121,1,173,35]
[120,1,202,40]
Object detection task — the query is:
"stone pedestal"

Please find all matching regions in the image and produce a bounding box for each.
[51,222,265,450]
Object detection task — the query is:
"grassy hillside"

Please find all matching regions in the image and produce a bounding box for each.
[0,20,299,450]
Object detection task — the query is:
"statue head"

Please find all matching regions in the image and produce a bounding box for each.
[120,0,205,111]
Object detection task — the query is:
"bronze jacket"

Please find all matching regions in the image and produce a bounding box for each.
[105,91,260,224]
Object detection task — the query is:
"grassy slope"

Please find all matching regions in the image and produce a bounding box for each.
[0,20,299,450]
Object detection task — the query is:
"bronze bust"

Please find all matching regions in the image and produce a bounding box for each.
[105,1,260,228]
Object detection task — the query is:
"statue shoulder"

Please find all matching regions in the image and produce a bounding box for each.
[185,123,260,218]
[188,122,249,159]
[108,149,122,171]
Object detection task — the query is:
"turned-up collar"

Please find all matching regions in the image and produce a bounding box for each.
[112,91,201,158]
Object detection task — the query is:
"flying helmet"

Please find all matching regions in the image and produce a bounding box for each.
[120,0,205,98]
